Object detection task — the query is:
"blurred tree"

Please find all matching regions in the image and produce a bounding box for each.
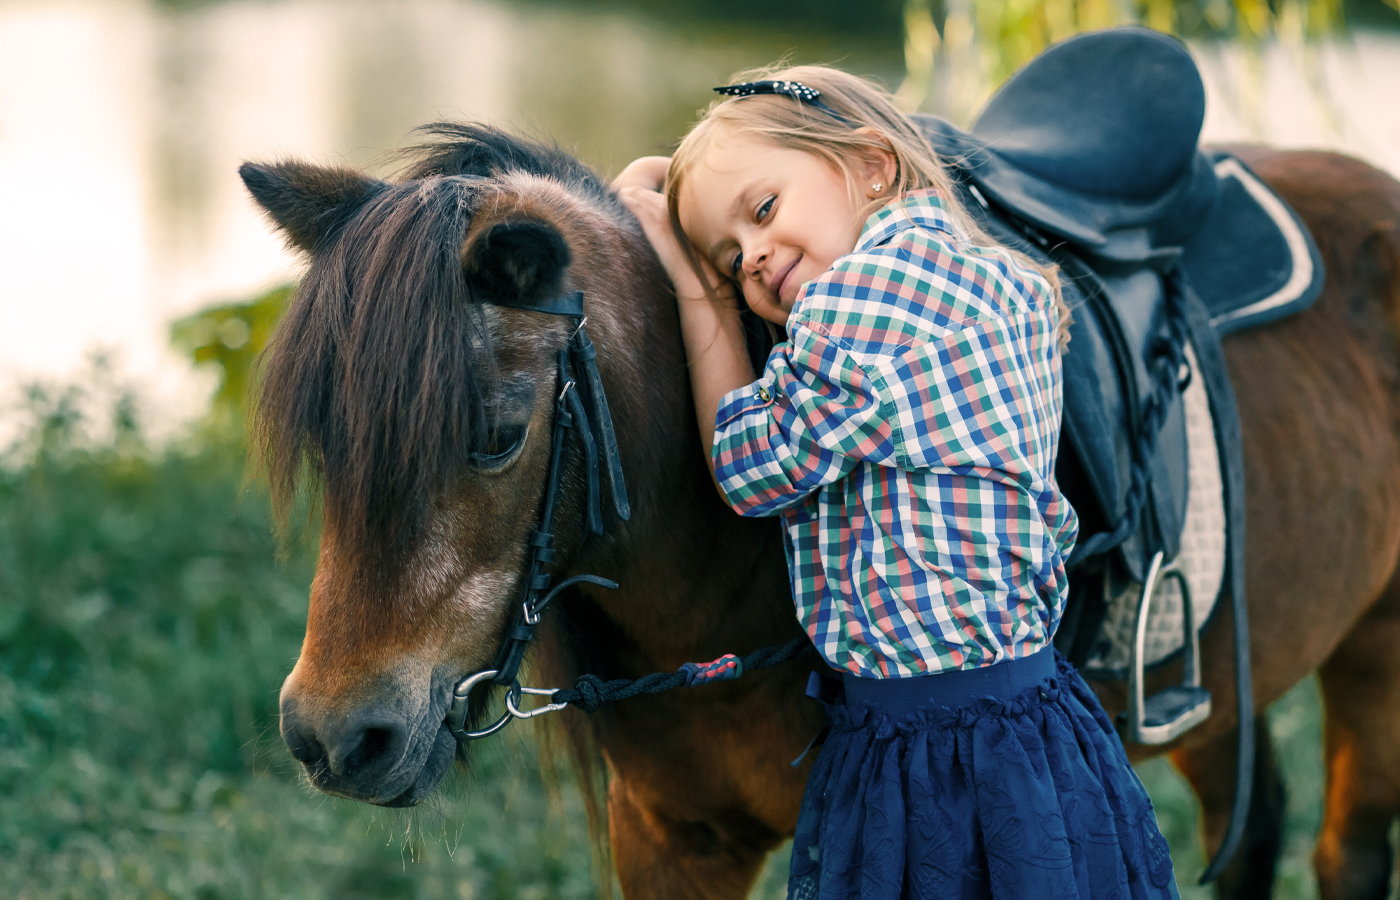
[544,0,905,39]
[896,0,1396,123]
[170,284,290,426]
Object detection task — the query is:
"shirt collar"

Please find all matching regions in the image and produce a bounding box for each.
[854,187,964,253]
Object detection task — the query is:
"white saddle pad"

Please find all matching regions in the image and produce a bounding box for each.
[1083,343,1227,676]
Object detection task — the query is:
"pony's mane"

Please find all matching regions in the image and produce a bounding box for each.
[255,123,620,578]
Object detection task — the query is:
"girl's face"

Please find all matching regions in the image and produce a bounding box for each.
[677,133,888,326]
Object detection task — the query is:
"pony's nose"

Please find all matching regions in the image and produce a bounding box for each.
[280,700,409,787]
[328,717,407,781]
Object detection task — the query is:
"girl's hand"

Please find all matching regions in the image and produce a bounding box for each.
[613,156,719,304]
[613,157,755,482]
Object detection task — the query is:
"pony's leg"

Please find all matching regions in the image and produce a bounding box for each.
[1171,717,1286,900]
[1314,590,1400,900]
[608,774,783,900]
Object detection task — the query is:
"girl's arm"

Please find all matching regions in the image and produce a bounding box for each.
[614,157,754,472]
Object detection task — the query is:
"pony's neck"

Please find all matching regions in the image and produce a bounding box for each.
[572,280,798,674]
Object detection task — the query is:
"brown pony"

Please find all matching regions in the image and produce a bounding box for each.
[240,125,1400,900]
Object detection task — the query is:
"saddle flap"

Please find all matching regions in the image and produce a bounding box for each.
[1058,266,1189,580]
[1182,153,1326,335]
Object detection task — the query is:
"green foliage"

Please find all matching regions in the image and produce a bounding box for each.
[895,0,1393,123]
[0,379,597,899]
[170,284,291,427]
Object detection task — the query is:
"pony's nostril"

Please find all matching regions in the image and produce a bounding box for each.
[281,709,328,767]
[281,704,409,786]
[289,736,326,766]
[339,725,402,779]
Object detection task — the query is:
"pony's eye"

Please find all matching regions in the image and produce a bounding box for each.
[469,425,528,471]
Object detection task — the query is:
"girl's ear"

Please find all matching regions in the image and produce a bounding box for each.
[852,127,899,197]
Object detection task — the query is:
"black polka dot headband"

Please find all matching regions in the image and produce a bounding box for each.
[713,80,851,124]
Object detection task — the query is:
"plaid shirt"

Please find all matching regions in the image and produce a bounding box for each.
[712,189,1078,677]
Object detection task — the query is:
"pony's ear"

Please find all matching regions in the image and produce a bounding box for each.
[462,220,571,304]
[239,161,383,254]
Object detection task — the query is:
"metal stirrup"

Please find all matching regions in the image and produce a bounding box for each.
[1125,551,1212,745]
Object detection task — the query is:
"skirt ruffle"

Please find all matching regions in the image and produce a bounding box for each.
[787,654,1178,900]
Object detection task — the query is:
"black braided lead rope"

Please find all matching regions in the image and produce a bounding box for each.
[1069,264,1193,565]
[551,637,815,713]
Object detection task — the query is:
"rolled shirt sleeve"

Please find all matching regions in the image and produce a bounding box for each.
[712,318,899,517]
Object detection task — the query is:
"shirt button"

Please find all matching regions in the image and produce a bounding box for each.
[757,387,772,402]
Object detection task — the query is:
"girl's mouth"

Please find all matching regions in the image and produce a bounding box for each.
[773,256,800,302]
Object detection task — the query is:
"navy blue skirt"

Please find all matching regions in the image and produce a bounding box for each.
[788,649,1179,900]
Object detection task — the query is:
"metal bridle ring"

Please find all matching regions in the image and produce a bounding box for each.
[445,669,514,741]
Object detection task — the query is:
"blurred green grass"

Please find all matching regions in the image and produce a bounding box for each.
[0,372,1328,899]
[0,376,597,900]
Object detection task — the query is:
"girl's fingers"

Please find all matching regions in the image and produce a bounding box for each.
[612,155,671,192]
[614,157,733,306]
[616,183,666,219]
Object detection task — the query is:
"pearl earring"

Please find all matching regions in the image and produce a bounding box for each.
[871,182,884,194]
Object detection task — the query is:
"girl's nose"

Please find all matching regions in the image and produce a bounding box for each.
[740,241,769,278]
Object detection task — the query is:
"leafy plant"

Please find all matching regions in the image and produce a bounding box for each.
[0,376,598,899]
[170,284,292,428]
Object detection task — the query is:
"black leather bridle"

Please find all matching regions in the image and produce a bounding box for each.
[444,290,631,741]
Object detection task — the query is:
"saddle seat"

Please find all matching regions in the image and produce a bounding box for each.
[974,27,1203,200]
[922,27,1219,266]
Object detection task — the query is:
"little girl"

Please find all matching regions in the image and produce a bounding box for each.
[615,64,1178,900]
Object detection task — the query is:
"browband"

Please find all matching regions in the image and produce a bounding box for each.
[486,289,585,318]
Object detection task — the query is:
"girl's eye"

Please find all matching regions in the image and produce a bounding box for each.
[729,251,744,280]
[756,196,774,222]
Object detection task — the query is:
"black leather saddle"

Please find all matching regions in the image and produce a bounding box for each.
[913,26,1323,882]
[917,25,1320,640]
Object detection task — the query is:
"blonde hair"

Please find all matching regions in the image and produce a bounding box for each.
[664,63,1069,344]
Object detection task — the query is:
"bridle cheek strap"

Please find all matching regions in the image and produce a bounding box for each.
[442,289,814,744]
[570,327,630,523]
[470,291,630,692]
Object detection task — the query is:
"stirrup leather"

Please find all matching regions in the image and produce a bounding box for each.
[1125,551,1212,744]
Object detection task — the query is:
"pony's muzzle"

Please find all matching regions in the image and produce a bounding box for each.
[279,697,413,801]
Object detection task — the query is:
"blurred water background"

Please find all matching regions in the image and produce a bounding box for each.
[2,0,1399,897]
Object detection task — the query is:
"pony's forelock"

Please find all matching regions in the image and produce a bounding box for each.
[253,124,628,582]
[255,175,493,578]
